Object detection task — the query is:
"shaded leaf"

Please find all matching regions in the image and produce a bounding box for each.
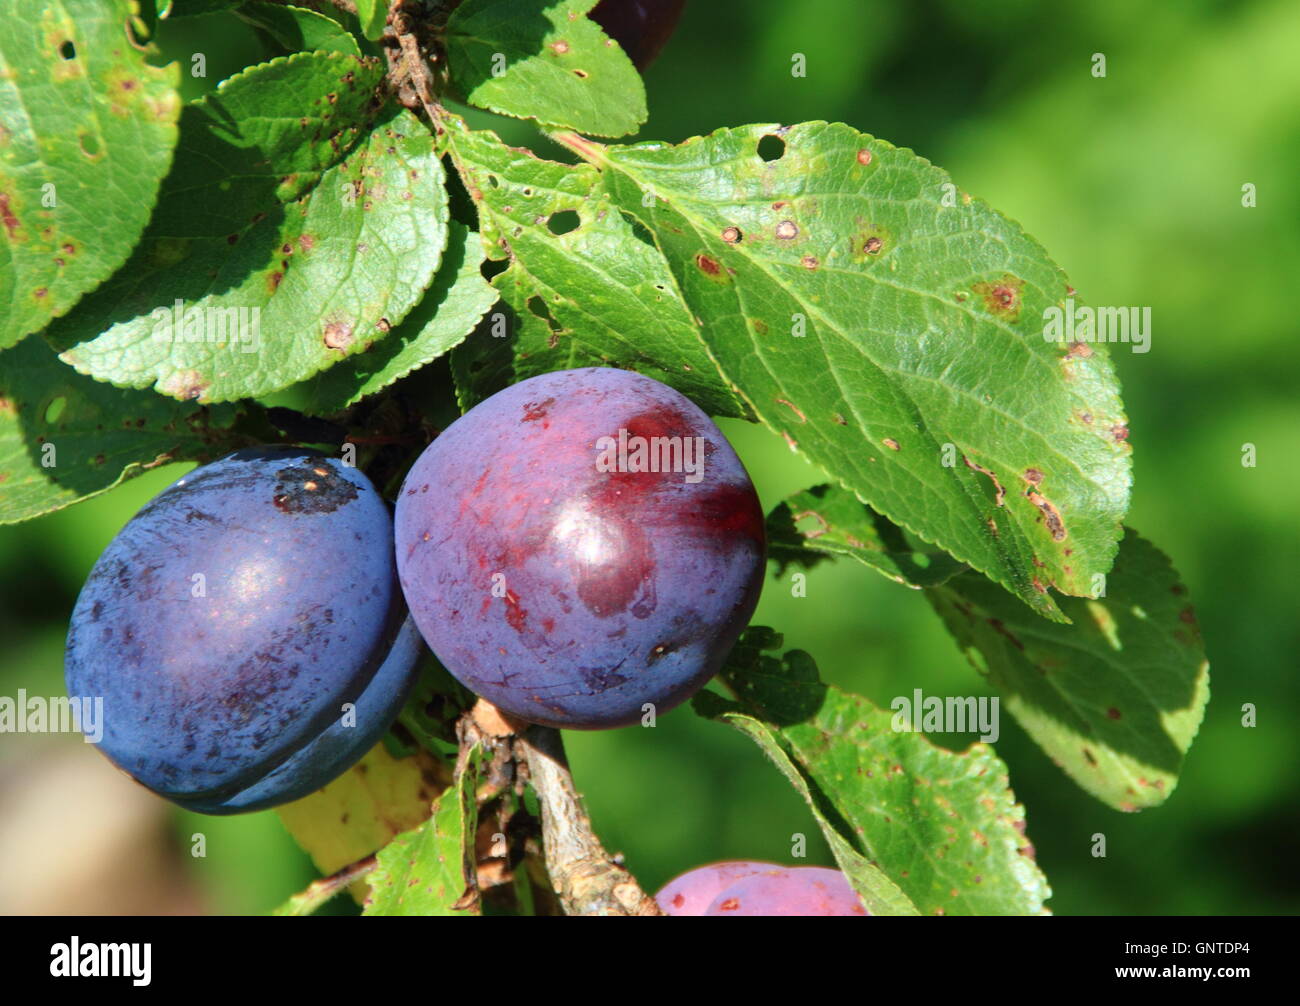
[446,0,646,138]
[768,483,967,588]
[699,627,1051,916]
[47,52,449,403]
[234,2,362,56]
[363,750,481,916]
[354,0,387,41]
[0,337,240,524]
[446,122,745,417]
[0,0,182,346]
[928,528,1211,811]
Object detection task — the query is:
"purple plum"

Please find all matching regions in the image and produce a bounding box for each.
[394,367,765,729]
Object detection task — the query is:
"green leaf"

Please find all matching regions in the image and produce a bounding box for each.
[363,751,480,916]
[446,123,745,417]
[768,483,967,588]
[353,0,387,42]
[446,0,646,138]
[576,122,1133,621]
[234,3,362,56]
[305,222,498,413]
[0,0,182,347]
[276,740,453,909]
[699,627,1051,916]
[47,52,450,404]
[0,337,242,524]
[928,528,1210,811]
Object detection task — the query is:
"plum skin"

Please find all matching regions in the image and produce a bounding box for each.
[656,862,869,916]
[395,367,765,730]
[64,447,422,814]
[590,0,687,70]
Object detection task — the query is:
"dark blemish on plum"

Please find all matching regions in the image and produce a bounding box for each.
[504,589,527,632]
[522,397,555,422]
[672,893,685,908]
[717,897,741,911]
[272,461,358,514]
[579,664,628,691]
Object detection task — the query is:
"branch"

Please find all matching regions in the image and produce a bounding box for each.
[517,725,663,916]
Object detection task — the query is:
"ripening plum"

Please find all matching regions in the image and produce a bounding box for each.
[590,0,687,70]
[65,448,423,814]
[395,367,765,729]
[655,860,776,915]
[703,866,869,916]
[657,862,868,916]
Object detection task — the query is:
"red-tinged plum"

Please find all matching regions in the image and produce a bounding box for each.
[395,367,765,729]
[590,0,687,70]
[655,860,777,915]
[705,866,869,916]
[64,448,423,814]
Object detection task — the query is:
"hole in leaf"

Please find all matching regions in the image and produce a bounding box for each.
[526,296,563,334]
[44,396,68,424]
[487,175,500,188]
[618,210,656,247]
[547,210,580,235]
[757,134,785,162]
[480,258,508,281]
[573,69,589,79]
[59,41,75,60]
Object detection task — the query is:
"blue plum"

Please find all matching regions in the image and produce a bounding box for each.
[657,862,869,916]
[64,447,423,814]
[395,367,765,729]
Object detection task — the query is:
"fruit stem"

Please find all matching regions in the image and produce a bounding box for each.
[517,725,662,916]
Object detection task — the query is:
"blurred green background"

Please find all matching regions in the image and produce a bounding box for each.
[2,0,1297,915]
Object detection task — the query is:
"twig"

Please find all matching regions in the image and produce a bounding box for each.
[517,725,663,916]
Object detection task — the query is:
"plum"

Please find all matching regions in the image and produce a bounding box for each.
[655,860,777,916]
[395,367,764,729]
[64,447,423,814]
[703,866,869,916]
[590,0,687,70]
[658,862,869,916]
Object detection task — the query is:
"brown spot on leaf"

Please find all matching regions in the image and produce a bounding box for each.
[856,148,873,165]
[1026,490,1067,541]
[864,236,883,254]
[972,275,1025,320]
[323,319,355,351]
[800,255,819,270]
[775,399,806,423]
[551,40,570,55]
[775,220,799,240]
[1111,423,1129,442]
[963,457,1005,506]
[721,226,742,244]
[1107,707,1122,720]
[882,437,900,451]
[695,253,721,275]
